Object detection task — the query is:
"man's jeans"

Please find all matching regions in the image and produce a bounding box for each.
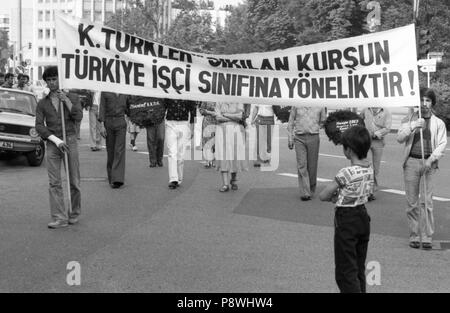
[334,205,370,293]
[403,157,435,243]
[370,138,384,192]
[294,133,320,197]
[146,122,165,164]
[46,135,81,221]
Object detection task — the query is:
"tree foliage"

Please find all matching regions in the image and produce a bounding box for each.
[105,0,450,97]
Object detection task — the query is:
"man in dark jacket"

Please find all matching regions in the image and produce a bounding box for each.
[35,66,83,229]
[99,92,129,188]
[128,96,166,167]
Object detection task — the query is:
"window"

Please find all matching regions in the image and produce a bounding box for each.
[94,0,103,22]
[83,0,91,10]
[94,12,102,22]
[46,29,51,39]
[38,29,43,39]
[38,47,43,57]
[45,11,51,21]
[53,48,57,56]
[38,11,43,22]
[46,47,51,57]
[105,0,114,12]
[53,29,56,39]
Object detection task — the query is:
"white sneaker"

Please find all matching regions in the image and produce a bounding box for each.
[132,146,138,151]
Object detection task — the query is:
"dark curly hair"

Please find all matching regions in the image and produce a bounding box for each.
[324,110,365,145]
[341,125,371,159]
[42,66,58,81]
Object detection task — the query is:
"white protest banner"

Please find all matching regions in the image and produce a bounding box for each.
[56,13,420,108]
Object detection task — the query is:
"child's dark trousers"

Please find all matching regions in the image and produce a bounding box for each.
[334,204,371,293]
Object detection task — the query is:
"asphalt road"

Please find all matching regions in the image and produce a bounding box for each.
[0,116,449,293]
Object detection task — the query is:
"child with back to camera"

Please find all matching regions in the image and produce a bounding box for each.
[319,125,374,293]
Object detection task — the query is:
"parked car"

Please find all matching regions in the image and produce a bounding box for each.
[0,87,45,166]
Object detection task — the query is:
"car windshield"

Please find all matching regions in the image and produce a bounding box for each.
[0,90,37,116]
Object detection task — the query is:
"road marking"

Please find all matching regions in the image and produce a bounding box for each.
[278,174,450,202]
[278,173,332,182]
[381,189,450,202]
[137,152,168,158]
[319,153,386,163]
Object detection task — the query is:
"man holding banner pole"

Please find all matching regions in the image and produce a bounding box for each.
[397,87,446,249]
[35,66,83,229]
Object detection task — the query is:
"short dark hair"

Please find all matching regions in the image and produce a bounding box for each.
[420,87,436,106]
[0,73,5,78]
[17,73,24,80]
[5,73,14,80]
[42,66,58,81]
[341,125,371,160]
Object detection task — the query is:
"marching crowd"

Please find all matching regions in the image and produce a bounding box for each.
[3,65,444,293]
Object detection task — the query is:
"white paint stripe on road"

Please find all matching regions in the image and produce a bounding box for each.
[319,153,386,163]
[278,173,332,182]
[137,152,168,158]
[381,189,450,202]
[278,174,450,202]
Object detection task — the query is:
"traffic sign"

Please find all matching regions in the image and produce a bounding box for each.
[419,65,436,73]
[428,52,444,63]
[417,58,436,66]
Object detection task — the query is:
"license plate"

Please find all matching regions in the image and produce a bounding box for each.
[0,141,14,149]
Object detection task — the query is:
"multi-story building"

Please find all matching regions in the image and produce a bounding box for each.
[24,0,240,81]
[31,0,132,81]
[0,13,10,34]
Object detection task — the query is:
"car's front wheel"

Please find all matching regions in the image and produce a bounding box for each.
[26,142,45,166]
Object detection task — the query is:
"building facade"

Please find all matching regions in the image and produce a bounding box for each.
[12,0,240,81]
[31,0,129,81]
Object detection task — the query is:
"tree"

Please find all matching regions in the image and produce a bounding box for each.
[105,0,169,40]
[163,9,216,53]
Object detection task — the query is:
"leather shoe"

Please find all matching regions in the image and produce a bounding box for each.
[301,196,311,201]
[68,217,79,225]
[157,161,163,167]
[409,241,420,249]
[168,181,178,189]
[422,242,432,250]
[111,182,123,189]
[149,162,157,167]
[48,220,68,229]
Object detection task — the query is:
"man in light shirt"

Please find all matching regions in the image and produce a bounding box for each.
[251,104,275,167]
[287,107,327,201]
[360,107,392,201]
